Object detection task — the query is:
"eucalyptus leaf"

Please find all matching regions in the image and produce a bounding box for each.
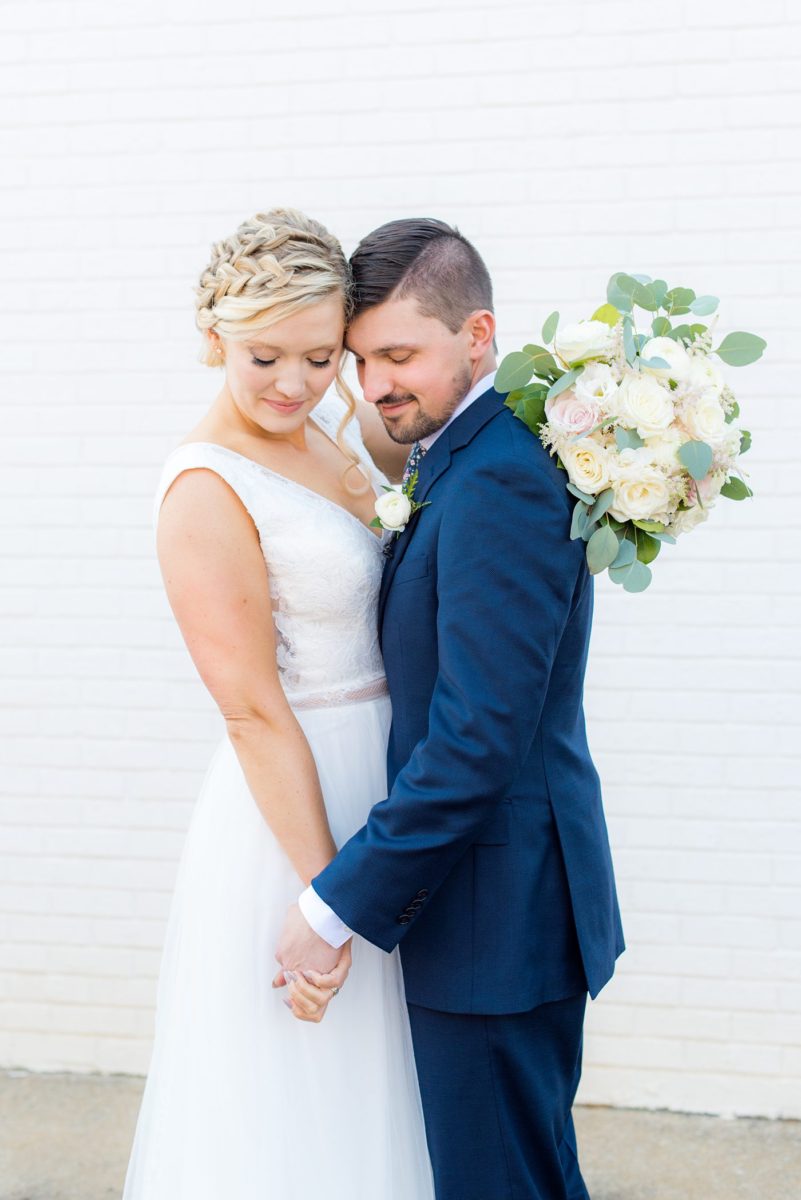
[715,331,767,367]
[678,440,714,480]
[651,532,677,544]
[611,538,636,568]
[615,427,645,451]
[592,303,622,327]
[739,429,752,454]
[615,273,658,311]
[496,351,536,392]
[669,323,694,343]
[566,482,596,505]
[651,316,672,337]
[546,368,581,401]
[586,524,620,575]
[720,476,753,500]
[689,295,719,316]
[541,310,559,345]
[650,279,668,308]
[570,501,589,541]
[587,487,616,525]
[725,400,740,423]
[609,556,653,592]
[639,356,671,369]
[607,273,634,313]
[523,343,563,379]
[623,316,636,364]
[664,287,696,316]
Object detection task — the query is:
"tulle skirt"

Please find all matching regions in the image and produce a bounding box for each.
[123,694,434,1199]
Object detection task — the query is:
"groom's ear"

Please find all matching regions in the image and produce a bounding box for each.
[464,309,496,360]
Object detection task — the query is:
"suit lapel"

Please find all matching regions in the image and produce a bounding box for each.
[378,386,508,633]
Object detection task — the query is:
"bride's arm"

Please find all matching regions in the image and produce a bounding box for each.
[353,397,409,484]
[156,468,339,891]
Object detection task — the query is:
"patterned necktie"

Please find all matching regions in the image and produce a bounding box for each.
[402,441,426,488]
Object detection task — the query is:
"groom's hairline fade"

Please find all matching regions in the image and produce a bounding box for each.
[349,218,493,333]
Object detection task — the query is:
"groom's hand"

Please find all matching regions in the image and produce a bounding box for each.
[274,902,341,986]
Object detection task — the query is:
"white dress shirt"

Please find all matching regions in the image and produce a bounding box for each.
[298,368,498,948]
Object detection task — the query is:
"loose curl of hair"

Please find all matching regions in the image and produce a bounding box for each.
[195,208,367,493]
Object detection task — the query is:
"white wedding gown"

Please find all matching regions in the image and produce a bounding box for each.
[123,391,434,1200]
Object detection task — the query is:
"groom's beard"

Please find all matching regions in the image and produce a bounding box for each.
[376,365,473,444]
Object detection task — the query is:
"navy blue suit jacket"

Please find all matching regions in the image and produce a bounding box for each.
[313,386,624,1015]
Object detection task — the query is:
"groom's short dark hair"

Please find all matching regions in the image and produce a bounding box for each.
[349,218,493,332]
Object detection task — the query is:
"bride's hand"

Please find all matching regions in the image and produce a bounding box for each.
[285,940,352,1023]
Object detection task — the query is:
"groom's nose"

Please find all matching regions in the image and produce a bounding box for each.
[360,363,394,406]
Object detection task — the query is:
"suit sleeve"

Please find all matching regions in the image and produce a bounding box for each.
[312,447,587,951]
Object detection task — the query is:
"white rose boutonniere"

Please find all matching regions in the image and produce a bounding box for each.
[372,471,430,535]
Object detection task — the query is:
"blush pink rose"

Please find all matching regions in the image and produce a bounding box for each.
[545,389,602,437]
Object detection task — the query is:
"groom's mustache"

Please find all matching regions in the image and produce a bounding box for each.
[376,393,417,411]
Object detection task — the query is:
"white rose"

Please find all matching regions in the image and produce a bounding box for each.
[615,371,675,438]
[686,354,724,395]
[610,462,672,523]
[554,320,617,367]
[544,389,601,437]
[640,336,691,383]
[682,393,728,446]
[669,504,709,537]
[559,435,611,495]
[575,362,619,412]
[643,428,686,471]
[375,488,412,530]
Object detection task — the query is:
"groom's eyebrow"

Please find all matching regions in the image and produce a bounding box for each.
[345,342,417,356]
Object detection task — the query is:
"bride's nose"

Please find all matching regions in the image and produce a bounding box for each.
[274,369,305,401]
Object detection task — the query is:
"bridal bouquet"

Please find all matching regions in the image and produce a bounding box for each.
[496,273,765,591]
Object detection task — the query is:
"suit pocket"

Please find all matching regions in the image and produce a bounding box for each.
[473,802,511,845]
[392,553,430,584]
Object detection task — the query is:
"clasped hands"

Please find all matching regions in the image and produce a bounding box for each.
[273,903,352,1023]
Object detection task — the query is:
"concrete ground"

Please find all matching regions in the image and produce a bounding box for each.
[0,1070,799,1200]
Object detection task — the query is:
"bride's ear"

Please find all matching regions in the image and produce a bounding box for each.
[205,332,226,367]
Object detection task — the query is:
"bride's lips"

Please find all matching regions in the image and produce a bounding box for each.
[263,398,305,414]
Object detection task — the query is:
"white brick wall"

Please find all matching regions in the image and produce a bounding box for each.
[1,0,799,1118]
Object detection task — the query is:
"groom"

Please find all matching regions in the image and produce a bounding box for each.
[278,219,624,1200]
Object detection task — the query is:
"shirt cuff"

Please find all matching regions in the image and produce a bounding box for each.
[298,885,353,949]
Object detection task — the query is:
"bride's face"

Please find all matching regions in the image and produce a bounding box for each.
[213,295,345,437]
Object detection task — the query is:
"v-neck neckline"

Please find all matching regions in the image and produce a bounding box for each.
[179,412,385,544]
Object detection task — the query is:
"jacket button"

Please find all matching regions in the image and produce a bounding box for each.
[397,915,411,925]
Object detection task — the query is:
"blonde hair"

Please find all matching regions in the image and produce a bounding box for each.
[195,208,367,492]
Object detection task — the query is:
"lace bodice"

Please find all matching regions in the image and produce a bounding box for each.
[154,391,390,709]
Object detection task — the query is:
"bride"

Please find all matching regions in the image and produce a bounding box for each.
[122,209,435,1199]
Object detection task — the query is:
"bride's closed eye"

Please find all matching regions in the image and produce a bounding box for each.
[251,356,332,369]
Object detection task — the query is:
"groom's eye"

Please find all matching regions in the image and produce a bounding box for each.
[388,354,412,365]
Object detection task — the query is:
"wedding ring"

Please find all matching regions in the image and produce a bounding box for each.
[331,986,340,997]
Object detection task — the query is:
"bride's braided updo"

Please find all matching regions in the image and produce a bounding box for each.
[195,209,366,491]
[195,208,353,362]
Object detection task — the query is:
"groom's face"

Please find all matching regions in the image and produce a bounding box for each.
[346,296,476,444]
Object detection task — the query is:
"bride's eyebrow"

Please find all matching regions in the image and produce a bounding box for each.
[248,342,337,354]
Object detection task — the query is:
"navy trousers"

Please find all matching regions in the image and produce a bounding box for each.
[407,993,590,1200]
